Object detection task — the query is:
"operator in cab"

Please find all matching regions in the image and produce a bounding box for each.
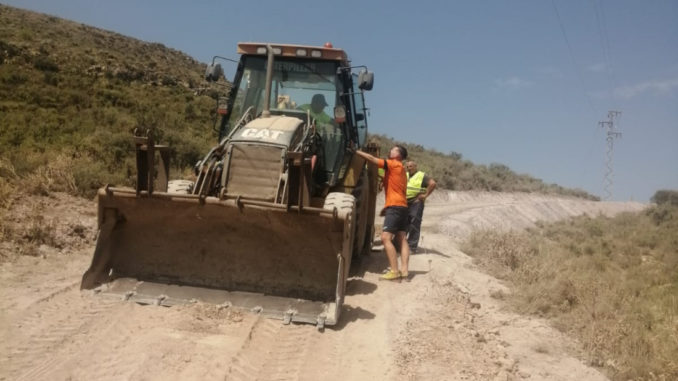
[299,94,332,125]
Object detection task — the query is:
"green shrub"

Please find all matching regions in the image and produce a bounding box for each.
[1,71,28,85]
[651,189,678,206]
[32,55,59,72]
[0,40,22,63]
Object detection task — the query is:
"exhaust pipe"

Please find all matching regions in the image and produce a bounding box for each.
[262,44,274,118]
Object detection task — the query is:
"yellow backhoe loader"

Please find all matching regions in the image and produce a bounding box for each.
[81,42,379,329]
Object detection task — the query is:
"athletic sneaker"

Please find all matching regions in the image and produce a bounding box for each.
[380,270,401,280]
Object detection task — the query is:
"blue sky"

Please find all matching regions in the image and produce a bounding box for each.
[6,0,677,201]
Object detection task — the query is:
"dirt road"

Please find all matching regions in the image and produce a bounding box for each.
[0,191,645,380]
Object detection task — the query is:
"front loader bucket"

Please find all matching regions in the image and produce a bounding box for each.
[81,187,354,327]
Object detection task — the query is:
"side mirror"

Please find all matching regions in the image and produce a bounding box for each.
[205,63,224,82]
[354,113,365,122]
[358,69,374,91]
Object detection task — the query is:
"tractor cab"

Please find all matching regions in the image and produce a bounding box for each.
[210,43,374,192]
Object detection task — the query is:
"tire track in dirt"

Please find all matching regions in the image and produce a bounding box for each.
[27,280,81,306]
[256,323,315,380]
[129,308,261,381]
[297,328,343,380]
[226,317,280,380]
[67,307,157,381]
[225,316,322,381]
[3,293,118,380]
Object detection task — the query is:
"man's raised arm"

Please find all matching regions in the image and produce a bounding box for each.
[355,149,382,166]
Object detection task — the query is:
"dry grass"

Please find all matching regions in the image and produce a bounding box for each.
[19,154,78,196]
[0,159,17,246]
[1,200,64,260]
[2,153,79,198]
[462,206,678,380]
[0,158,17,208]
[0,157,67,260]
[22,212,59,249]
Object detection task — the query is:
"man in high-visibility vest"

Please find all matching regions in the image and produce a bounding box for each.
[405,161,436,253]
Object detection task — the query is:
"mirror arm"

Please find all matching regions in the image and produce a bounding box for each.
[211,55,239,65]
[337,65,368,73]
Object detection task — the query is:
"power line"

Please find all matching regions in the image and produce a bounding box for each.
[551,0,599,116]
[590,0,618,91]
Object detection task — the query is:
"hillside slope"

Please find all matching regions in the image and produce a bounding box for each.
[0,4,222,195]
[370,134,599,200]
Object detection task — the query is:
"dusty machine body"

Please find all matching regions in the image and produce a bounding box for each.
[81,42,379,328]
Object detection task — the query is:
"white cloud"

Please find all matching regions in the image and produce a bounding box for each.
[587,62,606,72]
[613,78,678,99]
[495,76,533,89]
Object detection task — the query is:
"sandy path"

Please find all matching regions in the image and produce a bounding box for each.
[0,191,645,380]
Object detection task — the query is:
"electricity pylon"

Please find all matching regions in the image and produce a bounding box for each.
[599,110,622,200]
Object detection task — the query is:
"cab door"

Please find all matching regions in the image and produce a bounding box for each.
[350,73,368,147]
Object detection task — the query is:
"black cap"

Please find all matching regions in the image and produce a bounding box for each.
[312,94,328,107]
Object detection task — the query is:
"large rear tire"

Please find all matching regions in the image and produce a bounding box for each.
[351,171,370,258]
[323,192,356,298]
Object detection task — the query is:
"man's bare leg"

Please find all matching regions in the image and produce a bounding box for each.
[381,231,399,272]
[397,231,410,275]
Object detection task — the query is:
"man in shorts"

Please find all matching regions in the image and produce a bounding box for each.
[355,145,410,280]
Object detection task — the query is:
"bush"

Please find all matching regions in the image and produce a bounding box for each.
[651,189,678,206]
[32,55,59,72]
[0,40,22,63]
[22,214,59,248]
[1,71,28,85]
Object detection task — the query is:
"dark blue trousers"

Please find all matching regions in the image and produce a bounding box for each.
[407,198,425,249]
